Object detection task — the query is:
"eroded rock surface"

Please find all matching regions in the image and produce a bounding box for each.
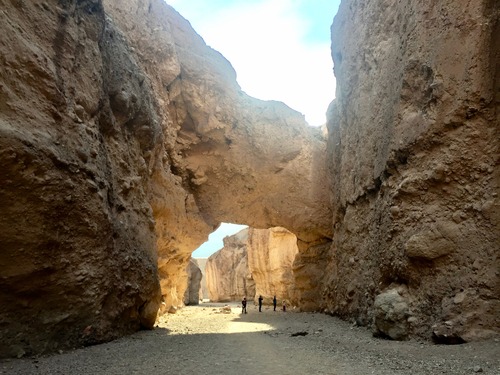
[0,0,331,357]
[102,0,332,311]
[183,259,202,305]
[205,229,255,302]
[325,0,499,341]
[0,0,162,358]
[206,227,300,307]
[247,227,299,306]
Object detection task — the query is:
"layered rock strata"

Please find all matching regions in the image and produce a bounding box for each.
[325,0,499,341]
[205,229,255,302]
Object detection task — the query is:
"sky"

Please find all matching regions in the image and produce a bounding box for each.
[166,0,340,126]
[167,0,340,258]
[192,223,248,258]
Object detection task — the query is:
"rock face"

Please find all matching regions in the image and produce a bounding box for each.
[325,0,499,341]
[183,259,202,305]
[1,0,498,358]
[0,0,162,358]
[0,0,331,357]
[194,258,209,300]
[206,227,299,307]
[102,0,332,310]
[206,229,255,302]
[247,227,299,306]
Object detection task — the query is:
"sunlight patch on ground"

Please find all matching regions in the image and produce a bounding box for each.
[226,320,275,334]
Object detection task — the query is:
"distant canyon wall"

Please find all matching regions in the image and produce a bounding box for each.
[247,227,299,305]
[205,229,255,302]
[206,228,298,306]
[183,259,202,306]
[325,0,499,341]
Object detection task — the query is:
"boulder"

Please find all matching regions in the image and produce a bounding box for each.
[374,289,410,340]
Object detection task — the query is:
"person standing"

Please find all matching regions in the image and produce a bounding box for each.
[273,295,277,311]
[282,300,286,312]
[258,295,263,312]
[242,297,247,314]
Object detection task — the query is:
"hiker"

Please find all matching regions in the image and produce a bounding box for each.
[242,297,247,314]
[258,295,263,312]
[282,300,286,312]
[273,295,277,311]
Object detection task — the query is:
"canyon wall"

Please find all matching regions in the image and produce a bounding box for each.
[0,0,331,357]
[206,227,299,307]
[195,258,209,300]
[0,0,162,358]
[1,0,497,358]
[247,227,298,306]
[325,0,499,342]
[205,229,255,302]
[183,259,202,306]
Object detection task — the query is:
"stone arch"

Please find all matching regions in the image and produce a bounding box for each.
[100,1,335,315]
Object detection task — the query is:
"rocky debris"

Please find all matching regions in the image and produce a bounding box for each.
[3,306,499,375]
[325,0,500,341]
[290,331,309,337]
[218,305,232,314]
[432,322,466,345]
[373,289,410,340]
[205,229,255,302]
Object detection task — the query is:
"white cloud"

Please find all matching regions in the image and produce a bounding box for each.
[168,0,336,126]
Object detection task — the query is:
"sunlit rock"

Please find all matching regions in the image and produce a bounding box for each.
[247,227,299,306]
[205,229,255,302]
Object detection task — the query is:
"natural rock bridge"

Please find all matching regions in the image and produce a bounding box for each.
[0,0,498,358]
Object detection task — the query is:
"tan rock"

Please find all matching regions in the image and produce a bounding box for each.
[247,227,299,306]
[325,0,500,340]
[205,229,255,302]
[195,258,209,300]
[103,0,332,314]
[183,259,202,305]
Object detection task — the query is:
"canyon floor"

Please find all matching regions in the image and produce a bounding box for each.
[1,303,499,375]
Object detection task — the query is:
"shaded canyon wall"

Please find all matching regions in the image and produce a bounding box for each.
[325,0,499,341]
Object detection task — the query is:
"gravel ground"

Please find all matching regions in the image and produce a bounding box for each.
[2,303,499,375]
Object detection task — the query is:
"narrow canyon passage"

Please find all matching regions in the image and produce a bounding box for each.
[2,304,499,375]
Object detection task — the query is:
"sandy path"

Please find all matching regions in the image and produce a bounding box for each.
[2,303,499,374]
